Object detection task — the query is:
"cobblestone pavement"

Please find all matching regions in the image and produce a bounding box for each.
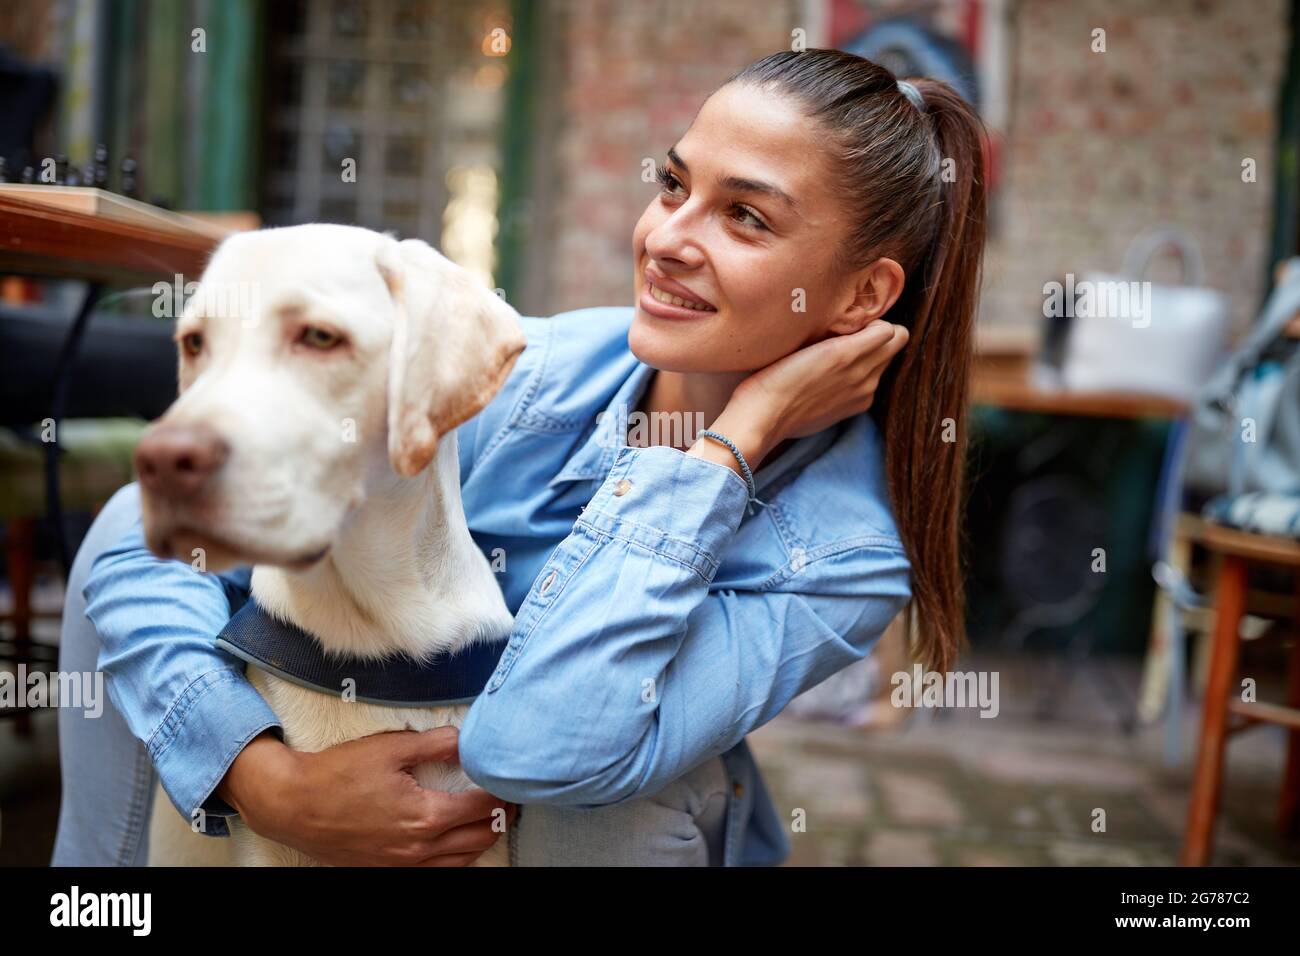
[750,652,1300,866]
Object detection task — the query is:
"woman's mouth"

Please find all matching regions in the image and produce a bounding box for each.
[640,277,718,320]
[648,281,713,311]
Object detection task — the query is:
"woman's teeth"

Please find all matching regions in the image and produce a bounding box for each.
[649,282,713,311]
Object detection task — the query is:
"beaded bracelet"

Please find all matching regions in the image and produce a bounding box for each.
[698,428,765,514]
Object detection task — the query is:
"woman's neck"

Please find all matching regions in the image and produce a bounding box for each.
[639,368,746,444]
[637,367,795,467]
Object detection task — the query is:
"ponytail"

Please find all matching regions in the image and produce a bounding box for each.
[874,79,986,673]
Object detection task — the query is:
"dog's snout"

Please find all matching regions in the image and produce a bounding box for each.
[135,423,229,500]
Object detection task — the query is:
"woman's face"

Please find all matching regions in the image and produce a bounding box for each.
[630,81,864,374]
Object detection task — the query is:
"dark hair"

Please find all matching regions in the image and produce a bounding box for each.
[728,49,988,674]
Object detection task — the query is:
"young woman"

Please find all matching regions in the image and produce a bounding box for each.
[53,48,985,866]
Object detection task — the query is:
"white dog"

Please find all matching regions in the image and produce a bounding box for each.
[134,223,526,866]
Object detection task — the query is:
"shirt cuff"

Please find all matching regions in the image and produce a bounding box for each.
[148,669,282,837]
[576,444,751,580]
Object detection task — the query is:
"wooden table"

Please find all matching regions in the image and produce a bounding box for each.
[0,187,224,285]
[972,375,1189,420]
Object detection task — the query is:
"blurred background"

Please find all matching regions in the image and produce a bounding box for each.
[2,0,1299,866]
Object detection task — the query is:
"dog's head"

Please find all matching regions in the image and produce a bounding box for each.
[134,224,526,571]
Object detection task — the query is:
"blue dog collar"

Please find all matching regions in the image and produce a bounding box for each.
[215,599,507,707]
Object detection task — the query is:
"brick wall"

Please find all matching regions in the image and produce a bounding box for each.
[981,0,1289,339]
[545,0,803,312]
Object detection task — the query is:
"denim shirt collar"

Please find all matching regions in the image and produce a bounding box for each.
[547,359,656,487]
[547,358,846,496]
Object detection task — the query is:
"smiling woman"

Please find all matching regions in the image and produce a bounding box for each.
[631,50,988,673]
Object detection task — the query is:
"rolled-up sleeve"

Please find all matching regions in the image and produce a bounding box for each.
[458,443,911,806]
[83,507,279,836]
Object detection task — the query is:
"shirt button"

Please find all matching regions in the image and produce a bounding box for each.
[733,781,744,798]
[539,569,557,595]
[613,478,633,496]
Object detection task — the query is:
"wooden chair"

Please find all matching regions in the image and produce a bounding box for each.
[1181,519,1300,865]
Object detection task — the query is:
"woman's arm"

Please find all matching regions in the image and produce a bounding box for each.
[457,440,910,806]
[83,493,277,833]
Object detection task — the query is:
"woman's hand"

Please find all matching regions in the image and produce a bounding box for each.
[218,727,517,866]
[693,320,908,472]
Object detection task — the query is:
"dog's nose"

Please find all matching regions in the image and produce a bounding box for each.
[134,423,229,500]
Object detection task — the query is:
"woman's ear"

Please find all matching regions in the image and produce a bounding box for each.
[827,257,906,334]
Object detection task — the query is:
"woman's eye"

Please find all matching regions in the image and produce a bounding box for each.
[298,326,344,350]
[730,205,768,230]
[180,332,204,356]
[655,163,684,197]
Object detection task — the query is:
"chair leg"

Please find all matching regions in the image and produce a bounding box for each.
[1181,553,1246,866]
[1279,576,1300,839]
[5,518,36,737]
[1141,530,1195,725]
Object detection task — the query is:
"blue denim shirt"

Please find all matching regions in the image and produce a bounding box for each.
[82,305,911,866]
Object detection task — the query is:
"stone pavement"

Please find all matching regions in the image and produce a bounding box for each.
[750,651,1299,866]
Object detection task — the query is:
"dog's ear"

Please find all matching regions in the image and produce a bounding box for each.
[379,238,526,477]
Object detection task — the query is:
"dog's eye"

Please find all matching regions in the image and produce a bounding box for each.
[180,332,204,357]
[298,326,343,350]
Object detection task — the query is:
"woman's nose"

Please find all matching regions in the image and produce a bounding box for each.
[645,211,705,269]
